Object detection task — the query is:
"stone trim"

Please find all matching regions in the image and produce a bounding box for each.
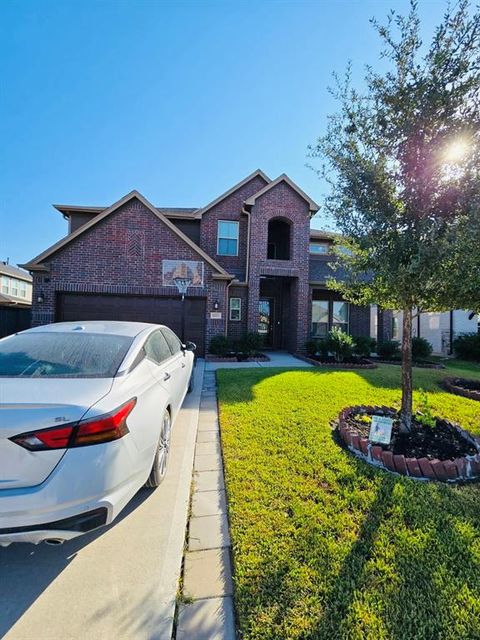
[443,377,480,402]
[337,405,480,483]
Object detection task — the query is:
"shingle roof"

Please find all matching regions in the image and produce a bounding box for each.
[0,292,31,306]
[0,262,32,282]
[309,257,339,283]
[54,204,200,220]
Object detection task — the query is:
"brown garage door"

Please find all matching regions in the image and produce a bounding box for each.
[56,293,206,356]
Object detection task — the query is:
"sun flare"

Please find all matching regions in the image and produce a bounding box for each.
[443,138,470,163]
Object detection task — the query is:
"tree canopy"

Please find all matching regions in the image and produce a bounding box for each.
[311,0,480,314]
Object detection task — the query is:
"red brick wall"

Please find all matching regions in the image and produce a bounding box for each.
[31,198,228,352]
[226,285,248,343]
[199,175,268,281]
[246,181,311,353]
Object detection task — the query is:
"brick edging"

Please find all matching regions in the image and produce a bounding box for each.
[373,358,445,369]
[337,405,480,483]
[443,377,480,402]
[296,354,378,369]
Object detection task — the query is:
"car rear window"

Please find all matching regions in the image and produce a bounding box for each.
[0,332,134,378]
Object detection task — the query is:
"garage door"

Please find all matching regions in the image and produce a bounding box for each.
[56,293,206,356]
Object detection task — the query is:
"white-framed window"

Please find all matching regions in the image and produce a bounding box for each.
[229,297,241,321]
[309,242,329,255]
[19,280,27,298]
[11,279,18,297]
[311,300,329,337]
[332,301,349,333]
[1,276,9,295]
[311,298,350,336]
[217,220,239,256]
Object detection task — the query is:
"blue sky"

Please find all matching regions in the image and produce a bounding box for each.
[0,0,447,266]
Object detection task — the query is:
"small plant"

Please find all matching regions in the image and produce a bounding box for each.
[377,340,401,360]
[453,333,480,362]
[412,336,433,360]
[209,334,232,356]
[353,413,372,425]
[353,336,376,358]
[416,388,436,429]
[327,328,355,362]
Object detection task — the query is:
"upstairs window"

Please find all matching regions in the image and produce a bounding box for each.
[217,220,239,256]
[1,276,8,294]
[267,218,290,260]
[309,242,330,255]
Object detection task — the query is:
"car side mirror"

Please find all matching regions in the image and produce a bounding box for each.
[183,341,196,352]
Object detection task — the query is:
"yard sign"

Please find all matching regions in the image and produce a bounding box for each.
[369,415,393,445]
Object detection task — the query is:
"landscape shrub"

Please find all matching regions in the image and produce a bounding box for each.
[209,334,232,356]
[453,333,480,361]
[305,338,330,359]
[353,335,376,358]
[237,332,263,356]
[377,339,401,359]
[412,336,433,359]
[327,328,355,362]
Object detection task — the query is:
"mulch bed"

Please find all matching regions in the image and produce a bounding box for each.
[372,358,445,369]
[336,405,480,482]
[443,377,480,402]
[206,353,270,363]
[297,354,377,369]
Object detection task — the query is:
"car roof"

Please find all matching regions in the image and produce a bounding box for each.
[24,321,164,338]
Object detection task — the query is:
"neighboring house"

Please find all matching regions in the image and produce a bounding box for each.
[391,309,478,355]
[0,262,32,337]
[22,170,390,355]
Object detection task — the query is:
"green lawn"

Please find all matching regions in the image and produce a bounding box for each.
[217,360,480,640]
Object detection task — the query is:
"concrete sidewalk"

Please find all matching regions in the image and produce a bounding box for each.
[0,361,205,640]
[206,351,313,370]
[176,369,235,640]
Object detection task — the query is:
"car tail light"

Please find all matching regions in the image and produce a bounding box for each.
[10,398,137,451]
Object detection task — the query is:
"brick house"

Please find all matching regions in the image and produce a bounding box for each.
[22,170,384,355]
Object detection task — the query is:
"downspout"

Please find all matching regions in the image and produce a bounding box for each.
[242,205,252,285]
[225,279,233,337]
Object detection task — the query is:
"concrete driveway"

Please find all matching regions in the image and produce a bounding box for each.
[0,361,205,640]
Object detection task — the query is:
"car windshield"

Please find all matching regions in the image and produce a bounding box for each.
[0,332,134,378]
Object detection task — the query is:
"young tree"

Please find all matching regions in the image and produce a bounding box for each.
[311,0,480,431]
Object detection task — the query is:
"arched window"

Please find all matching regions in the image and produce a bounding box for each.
[267,218,291,260]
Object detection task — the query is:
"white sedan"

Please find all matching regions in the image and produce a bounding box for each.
[0,321,195,546]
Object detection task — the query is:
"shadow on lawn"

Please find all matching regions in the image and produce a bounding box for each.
[235,472,480,640]
[216,365,450,408]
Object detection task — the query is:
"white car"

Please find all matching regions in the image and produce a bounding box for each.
[0,321,195,546]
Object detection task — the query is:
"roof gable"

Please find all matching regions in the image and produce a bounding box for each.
[194,169,270,217]
[245,174,319,213]
[21,190,232,278]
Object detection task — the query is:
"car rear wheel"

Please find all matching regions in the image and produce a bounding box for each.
[145,408,171,488]
[187,371,194,393]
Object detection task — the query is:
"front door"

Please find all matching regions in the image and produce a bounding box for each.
[258,298,274,347]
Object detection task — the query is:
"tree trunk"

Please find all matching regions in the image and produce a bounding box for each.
[400,307,413,432]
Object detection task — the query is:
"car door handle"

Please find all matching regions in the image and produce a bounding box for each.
[163,372,171,381]
[181,362,186,368]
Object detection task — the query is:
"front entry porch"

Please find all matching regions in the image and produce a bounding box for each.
[258,276,296,350]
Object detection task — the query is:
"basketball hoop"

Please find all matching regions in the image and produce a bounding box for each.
[174,277,191,301]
